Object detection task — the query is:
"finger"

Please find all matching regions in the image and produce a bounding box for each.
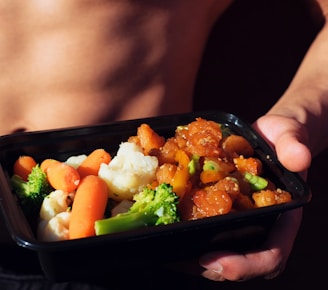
[253,115,311,172]
[274,130,311,172]
[199,207,303,281]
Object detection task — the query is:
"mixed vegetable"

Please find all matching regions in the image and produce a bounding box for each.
[95,183,180,236]
[10,117,292,242]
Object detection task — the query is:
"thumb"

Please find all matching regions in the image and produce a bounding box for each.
[253,114,311,173]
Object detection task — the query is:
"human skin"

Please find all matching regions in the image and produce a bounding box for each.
[0,0,327,283]
[0,0,231,135]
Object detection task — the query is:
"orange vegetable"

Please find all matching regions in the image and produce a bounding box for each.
[69,175,109,239]
[46,162,80,192]
[200,158,235,184]
[171,149,190,198]
[40,158,61,173]
[200,170,223,184]
[13,155,37,181]
[77,148,111,179]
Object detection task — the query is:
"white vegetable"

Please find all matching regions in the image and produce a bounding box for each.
[98,142,158,201]
[38,190,75,241]
[65,154,87,169]
[39,190,74,221]
[38,211,71,242]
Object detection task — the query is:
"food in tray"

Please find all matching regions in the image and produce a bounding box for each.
[10,117,292,242]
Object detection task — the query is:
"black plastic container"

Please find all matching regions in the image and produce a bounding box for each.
[0,111,311,281]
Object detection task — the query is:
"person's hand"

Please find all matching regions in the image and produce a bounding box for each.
[198,114,311,281]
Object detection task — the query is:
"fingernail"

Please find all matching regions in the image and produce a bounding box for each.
[199,253,223,274]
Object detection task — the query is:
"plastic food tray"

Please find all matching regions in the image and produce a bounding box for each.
[0,111,311,281]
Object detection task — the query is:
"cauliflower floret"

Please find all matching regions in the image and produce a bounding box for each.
[98,142,158,201]
[39,190,74,221]
[65,154,87,169]
[38,190,75,241]
[38,211,71,242]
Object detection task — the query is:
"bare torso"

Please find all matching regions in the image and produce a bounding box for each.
[0,0,232,135]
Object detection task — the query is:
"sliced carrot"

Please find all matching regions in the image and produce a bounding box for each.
[77,148,111,179]
[46,162,80,192]
[13,155,37,181]
[69,175,109,239]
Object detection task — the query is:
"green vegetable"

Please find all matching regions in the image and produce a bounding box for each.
[244,172,268,191]
[11,164,53,221]
[188,154,200,174]
[95,183,180,235]
[203,159,220,171]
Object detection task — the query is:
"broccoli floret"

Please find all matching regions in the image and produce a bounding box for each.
[95,183,180,235]
[11,164,53,221]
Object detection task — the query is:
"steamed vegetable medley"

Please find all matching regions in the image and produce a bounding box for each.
[10,117,292,242]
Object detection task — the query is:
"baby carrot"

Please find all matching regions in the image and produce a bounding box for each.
[40,158,61,173]
[13,155,37,181]
[46,162,80,192]
[77,148,111,179]
[69,175,109,239]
